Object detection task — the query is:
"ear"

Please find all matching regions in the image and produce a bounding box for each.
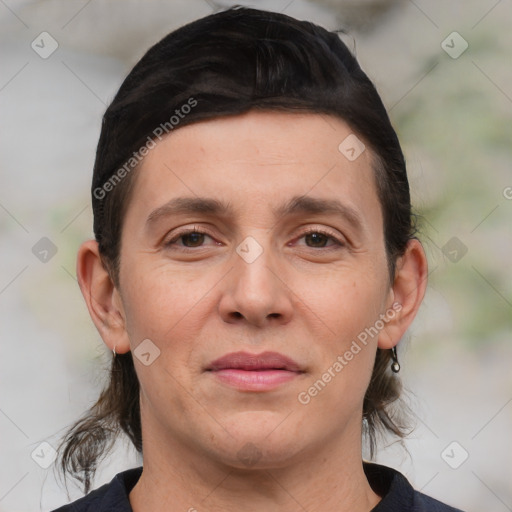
[76,239,131,354]
[378,238,428,349]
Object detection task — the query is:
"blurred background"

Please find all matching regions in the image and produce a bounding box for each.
[0,0,511,510]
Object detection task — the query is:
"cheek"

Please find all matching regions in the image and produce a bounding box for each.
[296,265,388,343]
[120,266,214,415]
[293,265,388,401]
[296,277,381,415]
[121,260,215,343]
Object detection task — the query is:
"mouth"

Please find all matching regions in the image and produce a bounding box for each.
[206,351,305,391]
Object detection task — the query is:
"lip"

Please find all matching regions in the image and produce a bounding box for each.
[207,351,302,372]
[206,351,304,391]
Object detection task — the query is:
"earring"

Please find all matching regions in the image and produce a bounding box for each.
[113,345,117,358]
[390,346,400,373]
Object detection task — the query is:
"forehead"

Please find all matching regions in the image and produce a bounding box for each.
[126,111,382,230]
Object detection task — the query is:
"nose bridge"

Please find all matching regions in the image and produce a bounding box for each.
[219,232,293,326]
[234,233,278,302]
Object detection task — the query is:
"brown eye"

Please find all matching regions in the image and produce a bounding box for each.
[295,229,344,249]
[304,232,330,248]
[165,229,215,249]
[181,232,206,247]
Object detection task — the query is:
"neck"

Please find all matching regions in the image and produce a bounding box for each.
[129,424,380,512]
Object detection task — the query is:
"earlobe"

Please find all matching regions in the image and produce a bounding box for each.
[76,240,131,354]
[378,238,428,350]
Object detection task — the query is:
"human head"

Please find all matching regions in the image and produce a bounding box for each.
[92,8,413,284]
[59,6,426,493]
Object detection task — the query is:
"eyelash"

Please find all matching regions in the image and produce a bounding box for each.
[165,226,345,250]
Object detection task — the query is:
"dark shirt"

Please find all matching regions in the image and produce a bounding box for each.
[51,462,464,511]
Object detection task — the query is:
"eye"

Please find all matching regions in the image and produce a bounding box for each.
[164,226,345,251]
[165,227,217,249]
[295,228,345,249]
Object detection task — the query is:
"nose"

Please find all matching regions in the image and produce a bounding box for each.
[218,236,294,329]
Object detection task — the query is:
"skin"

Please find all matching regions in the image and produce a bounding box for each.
[77,111,427,512]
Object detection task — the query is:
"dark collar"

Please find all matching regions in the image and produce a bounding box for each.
[52,462,463,511]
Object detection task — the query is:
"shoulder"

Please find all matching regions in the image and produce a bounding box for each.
[50,466,143,512]
[364,462,465,512]
[412,490,465,512]
[50,483,109,512]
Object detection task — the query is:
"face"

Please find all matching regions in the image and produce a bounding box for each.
[111,111,398,469]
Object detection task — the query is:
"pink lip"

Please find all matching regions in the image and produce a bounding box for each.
[207,351,304,391]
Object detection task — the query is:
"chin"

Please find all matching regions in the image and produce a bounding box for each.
[209,417,307,470]
[218,441,302,472]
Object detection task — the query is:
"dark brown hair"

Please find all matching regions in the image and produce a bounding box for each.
[57,6,416,494]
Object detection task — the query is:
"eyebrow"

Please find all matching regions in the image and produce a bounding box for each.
[145,195,364,232]
[274,195,363,231]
